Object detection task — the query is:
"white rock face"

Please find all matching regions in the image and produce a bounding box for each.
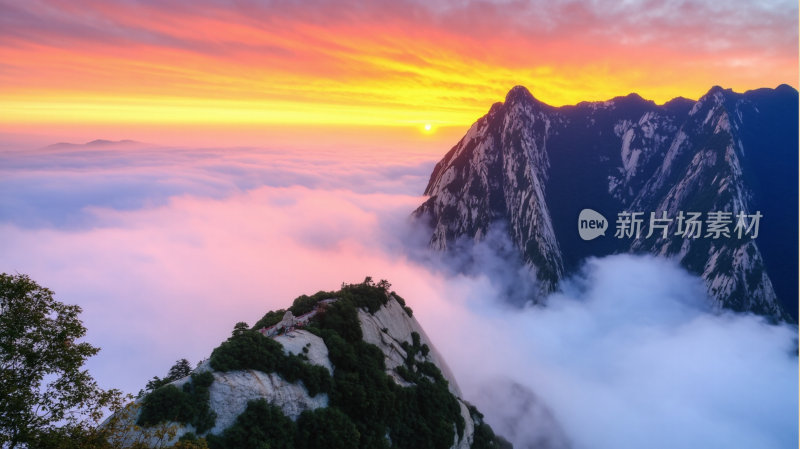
[358,296,476,449]
[359,296,463,398]
[274,330,333,374]
[414,86,565,298]
[206,369,329,434]
[114,364,329,446]
[453,399,475,449]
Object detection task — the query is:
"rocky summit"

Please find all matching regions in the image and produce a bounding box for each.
[414,85,798,321]
[106,280,511,449]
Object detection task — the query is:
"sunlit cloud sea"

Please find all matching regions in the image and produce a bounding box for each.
[0,141,796,449]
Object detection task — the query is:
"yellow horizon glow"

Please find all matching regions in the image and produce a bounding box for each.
[1,3,796,129]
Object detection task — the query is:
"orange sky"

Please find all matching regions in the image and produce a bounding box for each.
[1,0,797,137]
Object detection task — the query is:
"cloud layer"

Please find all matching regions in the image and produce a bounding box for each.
[0,142,796,448]
[436,255,798,448]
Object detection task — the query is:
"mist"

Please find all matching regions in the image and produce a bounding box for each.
[424,254,798,449]
[0,142,796,448]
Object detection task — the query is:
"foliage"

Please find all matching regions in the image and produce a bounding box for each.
[468,405,513,449]
[34,396,180,449]
[306,290,465,449]
[312,330,394,448]
[252,309,286,331]
[389,291,407,307]
[209,326,332,397]
[138,372,217,434]
[171,433,209,449]
[311,300,362,343]
[167,360,193,381]
[387,331,464,449]
[103,399,179,449]
[0,273,123,448]
[295,407,359,449]
[253,291,337,331]
[139,386,192,425]
[206,399,295,449]
[288,291,336,317]
[142,359,194,397]
[338,283,389,315]
[231,322,249,337]
[471,423,513,449]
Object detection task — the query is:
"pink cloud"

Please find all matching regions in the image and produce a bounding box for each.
[0,143,795,447]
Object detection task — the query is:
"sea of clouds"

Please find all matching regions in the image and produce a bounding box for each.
[0,141,796,449]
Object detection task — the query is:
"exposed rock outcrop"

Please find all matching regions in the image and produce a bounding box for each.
[359,295,462,398]
[111,291,481,448]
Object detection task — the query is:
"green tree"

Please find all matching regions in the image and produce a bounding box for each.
[167,359,192,381]
[142,359,195,396]
[206,399,295,449]
[209,329,331,397]
[231,322,249,337]
[0,273,119,448]
[138,371,217,434]
[295,407,359,449]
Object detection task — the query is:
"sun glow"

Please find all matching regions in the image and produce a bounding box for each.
[0,2,796,130]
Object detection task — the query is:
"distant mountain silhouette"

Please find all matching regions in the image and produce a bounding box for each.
[41,139,151,151]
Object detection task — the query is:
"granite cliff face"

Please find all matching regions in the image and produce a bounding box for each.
[414,85,798,321]
[415,93,564,297]
[109,286,504,449]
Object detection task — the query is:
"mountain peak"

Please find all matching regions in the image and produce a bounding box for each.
[106,282,507,447]
[700,85,735,101]
[504,85,539,105]
[774,83,798,94]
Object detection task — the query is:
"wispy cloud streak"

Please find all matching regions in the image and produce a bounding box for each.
[1,0,796,127]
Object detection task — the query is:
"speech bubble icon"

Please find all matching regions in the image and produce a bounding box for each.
[578,209,608,241]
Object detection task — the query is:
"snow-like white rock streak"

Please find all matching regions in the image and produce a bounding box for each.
[359,296,463,398]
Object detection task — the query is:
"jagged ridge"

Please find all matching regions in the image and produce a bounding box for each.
[414,85,798,321]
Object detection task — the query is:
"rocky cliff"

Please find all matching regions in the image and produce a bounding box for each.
[414,85,798,321]
[108,282,510,449]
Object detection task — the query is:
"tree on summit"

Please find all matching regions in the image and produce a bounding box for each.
[232,321,249,337]
[142,358,195,395]
[376,279,391,291]
[168,359,193,380]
